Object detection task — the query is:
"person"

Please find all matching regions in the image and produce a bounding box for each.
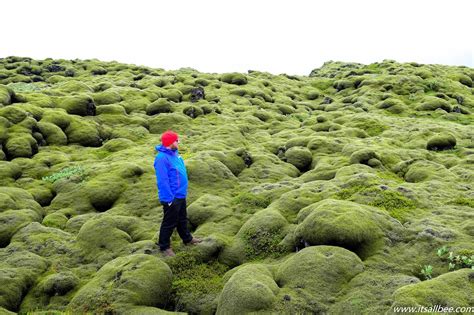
[154,130,202,256]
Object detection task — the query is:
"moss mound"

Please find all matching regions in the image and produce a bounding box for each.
[67,254,172,313]
[426,133,457,151]
[219,209,288,266]
[0,85,15,105]
[390,269,474,312]
[284,146,312,171]
[146,98,173,115]
[217,264,278,314]
[274,246,364,313]
[294,199,401,259]
[220,73,248,85]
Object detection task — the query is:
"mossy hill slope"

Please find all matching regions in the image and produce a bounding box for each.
[0,56,473,314]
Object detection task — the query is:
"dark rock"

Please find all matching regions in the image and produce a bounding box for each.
[47,64,65,72]
[190,87,205,102]
[322,97,333,104]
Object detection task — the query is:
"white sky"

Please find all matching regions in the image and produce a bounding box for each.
[3,0,473,75]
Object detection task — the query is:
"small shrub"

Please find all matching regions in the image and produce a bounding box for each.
[437,245,449,258]
[447,252,474,271]
[420,265,433,280]
[42,166,85,183]
[242,227,285,259]
[436,246,474,272]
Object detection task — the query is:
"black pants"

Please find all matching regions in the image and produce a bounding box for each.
[158,198,193,251]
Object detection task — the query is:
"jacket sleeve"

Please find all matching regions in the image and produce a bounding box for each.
[154,155,174,202]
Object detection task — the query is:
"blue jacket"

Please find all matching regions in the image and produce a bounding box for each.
[154,145,189,203]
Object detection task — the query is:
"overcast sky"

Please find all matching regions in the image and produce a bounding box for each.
[3,0,473,75]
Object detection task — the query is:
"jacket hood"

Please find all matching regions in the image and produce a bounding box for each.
[155,144,178,154]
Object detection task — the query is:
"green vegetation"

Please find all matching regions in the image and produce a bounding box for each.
[449,197,474,208]
[0,56,473,313]
[420,265,433,280]
[41,166,85,183]
[166,251,229,313]
[242,226,286,259]
[437,246,474,271]
[231,191,272,209]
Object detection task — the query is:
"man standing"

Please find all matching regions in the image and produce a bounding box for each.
[154,130,202,257]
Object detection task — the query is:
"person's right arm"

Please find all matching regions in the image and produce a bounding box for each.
[154,156,174,203]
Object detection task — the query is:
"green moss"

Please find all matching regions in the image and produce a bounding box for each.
[148,113,190,134]
[0,57,473,313]
[276,104,295,115]
[0,210,41,247]
[349,149,381,167]
[101,138,134,152]
[274,246,364,312]
[75,214,154,264]
[217,264,278,314]
[329,271,419,314]
[426,133,457,151]
[242,225,286,259]
[41,212,68,229]
[90,66,107,75]
[220,73,247,85]
[0,250,49,311]
[451,73,473,87]
[284,146,312,171]
[55,81,93,93]
[449,197,474,208]
[182,105,203,118]
[64,118,101,147]
[295,199,398,259]
[334,184,367,200]
[161,88,183,103]
[416,96,452,112]
[377,98,406,114]
[86,177,126,212]
[203,150,246,176]
[4,133,37,159]
[0,84,15,105]
[344,115,388,137]
[57,95,96,116]
[67,254,172,313]
[40,110,71,130]
[0,106,27,124]
[403,160,456,183]
[351,186,417,222]
[390,269,474,311]
[187,194,232,227]
[231,192,271,210]
[219,210,288,266]
[185,155,237,187]
[20,271,80,312]
[92,90,122,105]
[166,251,228,313]
[334,79,354,91]
[146,98,172,115]
[95,104,126,115]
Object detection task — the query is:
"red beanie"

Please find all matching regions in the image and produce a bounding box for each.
[161,130,179,147]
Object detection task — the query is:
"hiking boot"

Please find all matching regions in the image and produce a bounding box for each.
[186,237,202,245]
[162,248,176,257]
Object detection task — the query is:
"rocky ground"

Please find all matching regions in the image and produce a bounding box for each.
[0,56,473,314]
